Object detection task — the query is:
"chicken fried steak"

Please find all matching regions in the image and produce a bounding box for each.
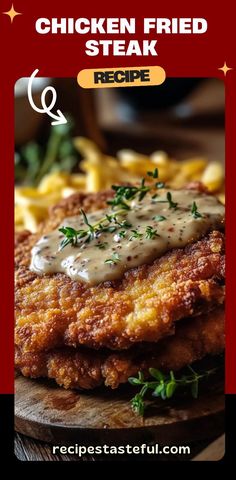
[15,186,225,391]
[15,209,224,352]
[15,307,224,390]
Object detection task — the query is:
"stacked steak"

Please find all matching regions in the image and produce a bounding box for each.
[15,190,225,390]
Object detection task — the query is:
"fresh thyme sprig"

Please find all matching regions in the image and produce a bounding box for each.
[145,226,159,239]
[59,226,87,249]
[80,209,96,241]
[147,169,165,189]
[104,252,121,265]
[95,242,108,250]
[147,168,158,178]
[152,191,178,209]
[152,215,166,222]
[59,170,180,250]
[191,201,202,219]
[107,183,148,210]
[105,213,131,228]
[117,230,127,239]
[59,168,171,249]
[59,208,129,250]
[155,182,165,189]
[129,229,143,241]
[107,168,161,210]
[167,192,178,209]
[129,366,219,416]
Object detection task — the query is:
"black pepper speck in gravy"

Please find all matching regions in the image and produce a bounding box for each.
[30,189,224,285]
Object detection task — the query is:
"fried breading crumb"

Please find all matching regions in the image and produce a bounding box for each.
[15,307,224,390]
[15,191,225,353]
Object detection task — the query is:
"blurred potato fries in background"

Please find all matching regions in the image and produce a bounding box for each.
[15,137,225,232]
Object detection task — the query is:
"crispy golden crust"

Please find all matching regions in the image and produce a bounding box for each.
[15,307,225,390]
[15,191,225,352]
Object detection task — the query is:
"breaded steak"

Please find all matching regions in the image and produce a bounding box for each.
[15,307,224,390]
[15,191,225,353]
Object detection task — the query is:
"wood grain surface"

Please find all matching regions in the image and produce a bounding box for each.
[15,370,225,447]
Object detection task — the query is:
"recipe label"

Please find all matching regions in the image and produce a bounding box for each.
[77,66,166,88]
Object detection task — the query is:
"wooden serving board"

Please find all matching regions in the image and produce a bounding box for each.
[15,371,224,446]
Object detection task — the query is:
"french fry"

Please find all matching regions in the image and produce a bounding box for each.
[21,205,48,232]
[15,139,225,232]
[74,137,101,161]
[69,174,86,189]
[15,205,24,225]
[218,193,225,204]
[181,158,207,178]
[117,150,156,175]
[38,171,70,194]
[15,189,60,207]
[61,187,78,198]
[201,162,224,192]
[81,161,105,192]
[169,172,188,189]
[150,151,169,166]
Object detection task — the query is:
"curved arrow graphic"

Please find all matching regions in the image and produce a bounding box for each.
[27,69,67,126]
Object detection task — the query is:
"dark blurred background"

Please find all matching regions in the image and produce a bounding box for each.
[15,77,224,166]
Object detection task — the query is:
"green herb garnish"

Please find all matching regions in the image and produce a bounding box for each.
[167,192,178,209]
[145,226,159,239]
[59,226,87,249]
[107,182,149,209]
[59,208,130,250]
[191,201,202,219]
[155,182,165,189]
[59,170,177,251]
[105,213,131,229]
[117,230,127,239]
[147,168,158,178]
[80,209,96,241]
[104,253,121,265]
[152,191,178,209]
[102,225,117,233]
[129,366,219,416]
[138,178,150,201]
[129,230,143,241]
[152,215,166,222]
[119,219,132,229]
[95,242,108,250]
[107,169,160,210]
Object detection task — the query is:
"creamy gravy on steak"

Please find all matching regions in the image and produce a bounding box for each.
[30,189,224,285]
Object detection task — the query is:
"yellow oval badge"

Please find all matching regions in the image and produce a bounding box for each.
[77,66,166,89]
